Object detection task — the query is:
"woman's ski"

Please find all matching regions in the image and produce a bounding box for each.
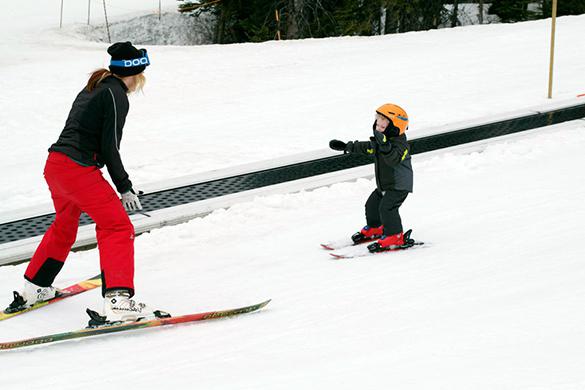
[0,299,271,351]
[1,274,102,322]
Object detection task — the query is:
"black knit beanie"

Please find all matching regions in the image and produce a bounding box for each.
[108,41,149,77]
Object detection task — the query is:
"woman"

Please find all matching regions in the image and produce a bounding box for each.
[6,42,155,323]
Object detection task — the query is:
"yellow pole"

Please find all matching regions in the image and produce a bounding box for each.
[547,0,558,99]
[275,10,281,40]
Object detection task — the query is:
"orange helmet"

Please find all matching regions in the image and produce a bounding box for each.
[376,103,409,135]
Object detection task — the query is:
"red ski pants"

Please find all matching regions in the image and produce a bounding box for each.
[25,152,135,295]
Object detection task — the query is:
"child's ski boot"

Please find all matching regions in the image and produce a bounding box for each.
[367,229,416,253]
[351,225,384,245]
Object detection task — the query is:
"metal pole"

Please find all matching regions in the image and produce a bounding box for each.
[159,0,162,21]
[103,0,111,44]
[88,0,91,25]
[547,0,558,99]
[60,0,64,28]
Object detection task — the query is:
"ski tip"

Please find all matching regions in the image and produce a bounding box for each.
[258,299,272,308]
[320,243,334,250]
[329,253,346,260]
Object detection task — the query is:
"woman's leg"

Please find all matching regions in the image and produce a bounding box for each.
[24,154,83,287]
[25,194,81,287]
[68,169,135,297]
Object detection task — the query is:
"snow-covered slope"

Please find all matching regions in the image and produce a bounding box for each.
[1,120,584,388]
[1,3,585,389]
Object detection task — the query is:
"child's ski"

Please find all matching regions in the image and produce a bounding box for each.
[1,274,102,322]
[321,232,379,251]
[330,241,425,259]
[0,299,271,351]
[329,230,425,259]
[320,237,375,251]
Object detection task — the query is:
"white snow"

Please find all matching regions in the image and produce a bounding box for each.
[1,2,585,389]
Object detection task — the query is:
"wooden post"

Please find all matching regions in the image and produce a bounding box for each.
[275,9,281,40]
[547,0,558,99]
[103,0,111,44]
[60,0,64,28]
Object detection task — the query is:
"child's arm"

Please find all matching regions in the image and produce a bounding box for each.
[374,136,410,167]
[329,139,375,156]
[350,140,376,156]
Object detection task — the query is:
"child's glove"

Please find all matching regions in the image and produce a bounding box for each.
[329,139,354,154]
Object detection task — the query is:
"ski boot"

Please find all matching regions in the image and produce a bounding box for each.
[351,225,384,245]
[86,290,170,328]
[4,280,60,314]
[367,229,415,253]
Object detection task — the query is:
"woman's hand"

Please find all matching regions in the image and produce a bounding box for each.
[121,189,143,211]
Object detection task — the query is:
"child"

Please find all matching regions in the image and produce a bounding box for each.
[329,103,413,253]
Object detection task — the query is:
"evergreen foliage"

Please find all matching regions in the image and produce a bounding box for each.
[384,0,447,33]
[488,0,538,22]
[541,0,585,16]
[178,0,585,44]
[489,0,585,22]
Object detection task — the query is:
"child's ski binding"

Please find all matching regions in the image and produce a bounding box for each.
[367,229,417,253]
[351,225,384,244]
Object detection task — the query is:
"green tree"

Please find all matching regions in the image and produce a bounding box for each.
[384,0,446,33]
[335,0,385,36]
[541,0,585,17]
[179,0,448,43]
[488,0,537,22]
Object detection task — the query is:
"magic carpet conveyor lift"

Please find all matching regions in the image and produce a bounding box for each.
[1,100,584,266]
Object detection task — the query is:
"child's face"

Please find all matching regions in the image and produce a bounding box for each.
[375,114,390,132]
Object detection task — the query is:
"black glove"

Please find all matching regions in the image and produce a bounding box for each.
[329,139,354,154]
[329,139,346,151]
[372,130,392,153]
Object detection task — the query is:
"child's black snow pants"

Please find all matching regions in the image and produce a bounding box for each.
[365,189,409,236]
